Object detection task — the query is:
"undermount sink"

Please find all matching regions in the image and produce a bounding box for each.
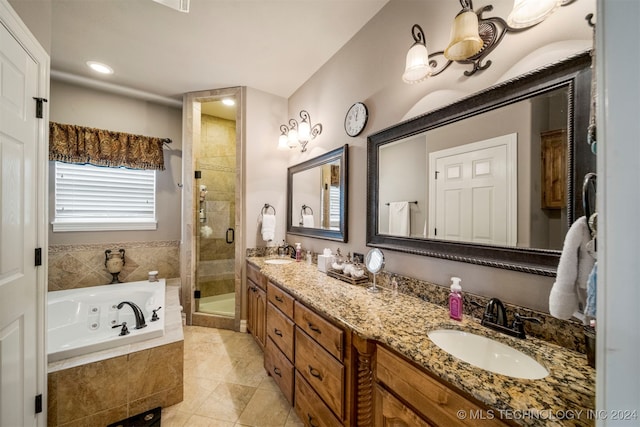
[264,258,294,265]
[427,329,549,380]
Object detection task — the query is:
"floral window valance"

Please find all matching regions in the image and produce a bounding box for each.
[49,121,167,170]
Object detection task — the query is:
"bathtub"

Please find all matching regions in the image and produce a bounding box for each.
[47,279,166,362]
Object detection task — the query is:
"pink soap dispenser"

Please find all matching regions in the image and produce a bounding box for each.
[449,277,463,321]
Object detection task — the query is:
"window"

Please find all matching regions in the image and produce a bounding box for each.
[52,162,157,232]
[329,185,341,229]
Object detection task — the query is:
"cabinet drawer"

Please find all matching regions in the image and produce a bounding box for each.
[376,346,508,427]
[294,302,344,361]
[264,337,294,405]
[294,371,342,427]
[247,261,266,291]
[267,281,295,319]
[295,328,344,420]
[266,302,295,361]
[375,383,432,427]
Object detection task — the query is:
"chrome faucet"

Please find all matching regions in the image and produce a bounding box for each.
[117,301,147,329]
[480,298,541,339]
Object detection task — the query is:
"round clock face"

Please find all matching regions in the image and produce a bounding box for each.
[344,102,368,137]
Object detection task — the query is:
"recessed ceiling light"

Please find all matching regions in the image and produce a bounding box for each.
[222,98,235,106]
[86,61,114,75]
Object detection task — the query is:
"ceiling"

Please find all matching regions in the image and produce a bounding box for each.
[10,0,389,104]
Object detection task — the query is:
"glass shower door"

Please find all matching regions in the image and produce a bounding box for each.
[195,110,236,318]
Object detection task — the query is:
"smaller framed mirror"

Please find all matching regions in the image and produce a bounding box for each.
[287,144,349,242]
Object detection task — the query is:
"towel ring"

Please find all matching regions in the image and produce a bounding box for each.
[257,203,276,224]
[262,203,276,216]
[301,205,313,216]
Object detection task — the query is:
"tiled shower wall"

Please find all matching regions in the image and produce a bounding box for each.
[197,114,236,297]
[48,240,180,291]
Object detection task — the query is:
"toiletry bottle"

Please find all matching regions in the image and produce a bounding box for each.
[449,277,463,321]
[295,243,302,262]
[306,250,312,265]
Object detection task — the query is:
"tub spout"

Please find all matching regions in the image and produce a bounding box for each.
[117,301,147,329]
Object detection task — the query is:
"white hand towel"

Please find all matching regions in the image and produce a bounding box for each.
[549,216,595,321]
[389,201,410,237]
[261,214,276,242]
[302,214,314,228]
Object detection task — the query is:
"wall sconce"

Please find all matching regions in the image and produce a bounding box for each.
[402,0,577,83]
[278,110,323,152]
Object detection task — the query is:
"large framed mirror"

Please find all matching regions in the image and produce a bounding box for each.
[367,51,595,276]
[288,144,348,242]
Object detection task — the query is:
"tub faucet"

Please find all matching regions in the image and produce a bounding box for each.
[117,301,147,329]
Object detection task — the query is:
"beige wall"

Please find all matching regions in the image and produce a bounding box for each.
[283,0,595,312]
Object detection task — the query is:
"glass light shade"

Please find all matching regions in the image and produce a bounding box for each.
[278,134,289,150]
[287,129,298,148]
[298,121,311,142]
[444,10,484,61]
[402,43,431,84]
[507,0,561,29]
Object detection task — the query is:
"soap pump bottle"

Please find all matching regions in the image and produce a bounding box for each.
[449,277,463,321]
[295,243,302,262]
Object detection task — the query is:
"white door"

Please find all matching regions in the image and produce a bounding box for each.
[429,134,517,246]
[0,3,48,426]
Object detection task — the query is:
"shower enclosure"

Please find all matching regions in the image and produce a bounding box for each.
[182,87,244,330]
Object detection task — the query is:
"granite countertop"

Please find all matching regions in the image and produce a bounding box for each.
[248,257,595,427]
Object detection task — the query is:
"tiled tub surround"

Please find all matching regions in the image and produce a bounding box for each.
[47,283,184,427]
[247,257,595,427]
[48,240,180,291]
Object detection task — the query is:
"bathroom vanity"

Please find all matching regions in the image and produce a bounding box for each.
[246,258,595,427]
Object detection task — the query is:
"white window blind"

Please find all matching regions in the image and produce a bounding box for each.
[52,161,157,232]
[329,186,341,228]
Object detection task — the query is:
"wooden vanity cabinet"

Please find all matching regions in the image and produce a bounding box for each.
[294,300,352,426]
[265,282,296,405]
[375,345,509,427]
[246,262,266,350]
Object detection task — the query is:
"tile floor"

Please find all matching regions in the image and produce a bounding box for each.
[161,326,303,427]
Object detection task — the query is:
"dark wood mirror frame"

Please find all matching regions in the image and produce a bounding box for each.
[367,51,594,276]
[288,144,349,242]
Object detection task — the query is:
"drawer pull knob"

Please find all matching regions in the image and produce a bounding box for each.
[274,328,283,337]
[273,367,282,377]
[308,365,323,380]
[308,323,321,334]
[307,414,319,427]
[275,295,284,303]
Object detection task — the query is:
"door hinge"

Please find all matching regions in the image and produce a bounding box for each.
[194,290,201,299]
[35,394,43,414]
[35,248,42,266]
[33,97,48,119]
[434,228,437,236]
[435,170,439,179]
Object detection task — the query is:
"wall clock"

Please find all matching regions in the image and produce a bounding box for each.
[344,102,368,137]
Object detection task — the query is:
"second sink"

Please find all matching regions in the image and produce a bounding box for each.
[427,329,548,380]
[264,258,294,265]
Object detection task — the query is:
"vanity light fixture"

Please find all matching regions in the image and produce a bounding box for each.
[86,61,114,75]
[402,0,578,83]
[277,110,323,152]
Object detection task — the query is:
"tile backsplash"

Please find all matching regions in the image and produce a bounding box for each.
[48,240,180,291]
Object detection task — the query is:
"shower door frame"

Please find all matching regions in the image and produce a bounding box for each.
[181,86,245,330]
